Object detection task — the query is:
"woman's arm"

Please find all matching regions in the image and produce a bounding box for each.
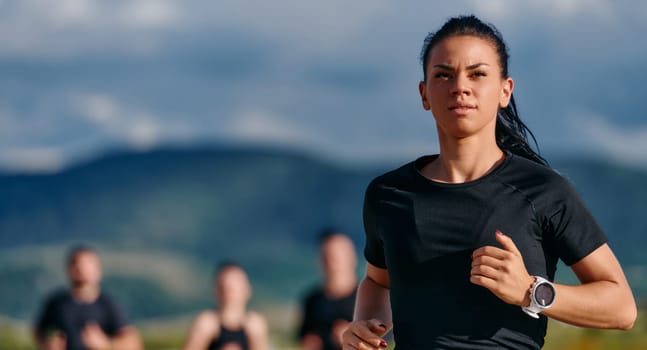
[341,263,392,350]
[353,264,392,325]
[181,311,219,350]
[245,311,269,350]
[471,231,636,329]
[544,243,636,329]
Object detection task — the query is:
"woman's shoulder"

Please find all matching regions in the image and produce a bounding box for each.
[367,157,424,189]
[503,154,568,183]
[499,155,579,200]
[244,311,268,335]
[192,309,220,331]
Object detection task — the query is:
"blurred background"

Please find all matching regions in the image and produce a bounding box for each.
[0,0,646,349]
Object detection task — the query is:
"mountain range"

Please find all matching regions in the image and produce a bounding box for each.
[0,145,645,321]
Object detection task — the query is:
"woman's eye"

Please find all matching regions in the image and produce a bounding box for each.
[434,72,451,79]
[470,71,487,78]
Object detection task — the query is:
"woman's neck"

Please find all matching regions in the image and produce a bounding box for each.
[426,132,504,183]
[219,304,247,327]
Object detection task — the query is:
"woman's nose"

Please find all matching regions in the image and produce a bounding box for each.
[450,74,471,96]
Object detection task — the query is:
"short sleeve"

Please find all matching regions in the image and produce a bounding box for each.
[363,179,387,268]
[544,177,608,266]
[33,294,58,336]
[297,290,317,339]
[101,294,130,335]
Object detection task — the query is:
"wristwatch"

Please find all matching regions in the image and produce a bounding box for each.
[522,276,556,318]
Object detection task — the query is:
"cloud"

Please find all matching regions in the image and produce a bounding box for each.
[470,0,615,20]
[576,115,647,167]
[120,0,179,29]
[0,147,66,173]
[0,0,389,58]
[201,0,393,52]
[75,93,119,126]
[227,109,315,146]
[72,92,166,150]
[224,106,437,166]
[0,0,646,172]
[50,0,97,24]
[127,116,160,150]
[0,0,181,57]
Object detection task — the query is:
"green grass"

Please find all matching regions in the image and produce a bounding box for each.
[2,309,645,349]
[543,312,647,350]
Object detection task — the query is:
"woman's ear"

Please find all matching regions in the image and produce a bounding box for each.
[499,77,514,108]
[419,81,431,110]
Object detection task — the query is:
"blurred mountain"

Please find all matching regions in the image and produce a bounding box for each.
[0,146,645,321]
[0,146,375,251]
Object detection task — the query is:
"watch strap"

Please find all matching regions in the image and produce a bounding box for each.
[521,276,554,318]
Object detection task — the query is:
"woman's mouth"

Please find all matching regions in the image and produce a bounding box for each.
[449,104,476,114]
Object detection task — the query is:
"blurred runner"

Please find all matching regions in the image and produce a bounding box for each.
[298,229,358,350]
[33,245,143,350]
[182,261,268,350]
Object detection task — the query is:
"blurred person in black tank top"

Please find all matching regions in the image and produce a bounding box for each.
[183,261,268,350]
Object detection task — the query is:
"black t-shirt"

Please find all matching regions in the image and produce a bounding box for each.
[34,289,131,350]
[298,287,357,350]
[363,154,607,349]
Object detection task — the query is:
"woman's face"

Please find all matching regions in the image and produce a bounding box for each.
[419,35,513,140]
[215,267,251,306]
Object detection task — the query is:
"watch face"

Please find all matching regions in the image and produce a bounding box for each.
[535,283,555,306]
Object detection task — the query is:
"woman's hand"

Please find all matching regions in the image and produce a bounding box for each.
[341,319,389,350]
[470,230,534,306]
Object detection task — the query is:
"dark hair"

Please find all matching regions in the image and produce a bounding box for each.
[65,244,96,266]
[317,227,346,245]
[215,260,245,276]
[419,15,547,166]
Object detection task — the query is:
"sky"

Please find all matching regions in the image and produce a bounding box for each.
[1,0,646,172]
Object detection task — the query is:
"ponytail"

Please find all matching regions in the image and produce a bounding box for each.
[497,95,548,166]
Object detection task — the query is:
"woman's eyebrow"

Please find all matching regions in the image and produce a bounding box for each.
[432,64,454,70]
[432,63,490,70]
[466,63,490,70]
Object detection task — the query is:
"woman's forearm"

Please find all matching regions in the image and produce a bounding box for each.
[543,280,636,330]
[542,244,636,329]
[353,276,392,329]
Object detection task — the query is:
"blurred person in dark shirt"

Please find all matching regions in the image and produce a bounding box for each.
[33,245,143,350]
[298,229,358,350]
